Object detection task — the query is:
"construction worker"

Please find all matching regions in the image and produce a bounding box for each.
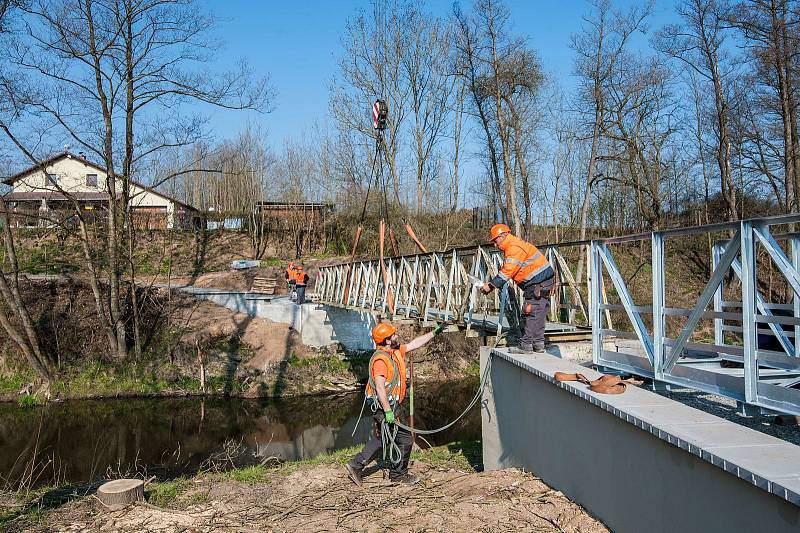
[480,224,554,353]
[345,321,444,486]
[285,261,297,301]
[294,262,309,304]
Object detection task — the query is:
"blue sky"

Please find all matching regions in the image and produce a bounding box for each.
[202,0,679,146]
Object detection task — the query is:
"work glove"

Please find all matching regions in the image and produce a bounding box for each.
[384,410,395,424]
[432,324,444,337]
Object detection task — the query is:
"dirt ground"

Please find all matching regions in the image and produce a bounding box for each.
[169,291,314,370]
[23,460,607,532]
[159,256,344,293]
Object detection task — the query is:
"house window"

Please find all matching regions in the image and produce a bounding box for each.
[86,174,98,187]
[47,174,58,186]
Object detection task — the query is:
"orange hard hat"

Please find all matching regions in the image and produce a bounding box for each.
[372,322,397,344]
[490,223,511,241]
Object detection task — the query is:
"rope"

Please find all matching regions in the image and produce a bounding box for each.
[381,415,403,465]
[351,353,493,464]
[357,136,381,225]
[394,354,492,436]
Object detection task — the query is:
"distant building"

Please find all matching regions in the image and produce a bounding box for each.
[1,151,203,230]
[254,201,334,229]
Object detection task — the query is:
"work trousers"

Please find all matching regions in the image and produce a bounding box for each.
[519,276,554,349]
[348,404,413,479]
[296,284,306,304]
[288,281,296,300]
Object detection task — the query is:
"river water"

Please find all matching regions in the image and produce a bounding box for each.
[0,380,480,488]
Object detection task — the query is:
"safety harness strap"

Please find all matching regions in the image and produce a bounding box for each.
[366,348,401,406]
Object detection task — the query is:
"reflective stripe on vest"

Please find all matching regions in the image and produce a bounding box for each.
[498,235,550,285]
[365,348,404,405]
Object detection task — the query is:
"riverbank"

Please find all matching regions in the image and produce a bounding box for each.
[1,278,481,404]
[0,345,480,405]
[0,441,607,532]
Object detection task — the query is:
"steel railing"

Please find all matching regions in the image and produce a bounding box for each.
[316,213,800,415]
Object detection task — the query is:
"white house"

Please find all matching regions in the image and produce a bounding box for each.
[1,151,202,230]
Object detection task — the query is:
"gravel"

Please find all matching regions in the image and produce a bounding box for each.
[652,386,800,446]
[559,342,800,446]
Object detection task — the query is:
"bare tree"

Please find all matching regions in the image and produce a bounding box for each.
[331,0,409,204]
[727,0,800,213]
[0,0,55,387]
[402,6,450,213]
[656,0,738,221]
[449,77,466,213]
[454,4,503,222]
[601,55,678,229]
[570,0,651,282]
[1,0,270,360]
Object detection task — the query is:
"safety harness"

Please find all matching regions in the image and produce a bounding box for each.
[351,348,405,465]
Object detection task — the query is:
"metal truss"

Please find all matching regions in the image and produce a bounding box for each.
[592,214,800,416]
[316,213,800,415]
[314,243,592,339]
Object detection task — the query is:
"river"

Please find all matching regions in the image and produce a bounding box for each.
[0,379,480,489]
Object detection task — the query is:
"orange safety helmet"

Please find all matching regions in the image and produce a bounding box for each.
[372,322,397,344]
[490,223,511,241]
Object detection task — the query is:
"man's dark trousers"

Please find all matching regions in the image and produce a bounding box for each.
[520,276,554,349]
[348,406,413,479]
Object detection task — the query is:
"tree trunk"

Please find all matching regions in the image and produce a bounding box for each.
[575,96,602,286]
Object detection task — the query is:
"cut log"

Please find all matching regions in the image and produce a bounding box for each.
[97,479,144,507]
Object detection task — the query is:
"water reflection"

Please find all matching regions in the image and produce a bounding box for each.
[0,379,480,488]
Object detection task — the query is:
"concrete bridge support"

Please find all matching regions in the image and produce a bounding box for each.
[481,347,800,533]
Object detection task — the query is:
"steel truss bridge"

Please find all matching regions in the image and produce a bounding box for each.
[314,214,800,416]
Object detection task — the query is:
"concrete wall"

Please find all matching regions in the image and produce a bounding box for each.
[190,290,376,351]
[481,348,800,533]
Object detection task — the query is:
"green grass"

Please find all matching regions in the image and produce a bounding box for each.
[148,478,191,507]
[0,369,37,395]
[16,394,46,408]
[210,441,482,488]
[287,354,350,373]
[0,504,45,528]
[260,256,282,267]
[465,358,481,377]
[0,483,75,529]
[50,361,202,398]
[412,440,483,472]
[215,446,361,484]
[17,243,79,274]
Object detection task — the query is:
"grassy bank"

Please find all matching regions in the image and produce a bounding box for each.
[0,352,374,404]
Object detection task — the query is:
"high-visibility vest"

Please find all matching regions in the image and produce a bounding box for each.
[294,269,307,285]
[286,266,297,283]
[496,234,551,285]
[365,346,407,405]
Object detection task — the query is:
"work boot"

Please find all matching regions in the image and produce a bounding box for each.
[533,344,546,353]
[344,464,363,487]
[389,473,419,485]
[509,344,534,354]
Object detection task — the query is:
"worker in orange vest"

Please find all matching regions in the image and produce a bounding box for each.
[294,262,309,304]
[285,261,297,301]
[480,224,554,353]
[345,321,444,486]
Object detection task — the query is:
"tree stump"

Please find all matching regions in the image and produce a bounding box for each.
[97,479,144,507]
